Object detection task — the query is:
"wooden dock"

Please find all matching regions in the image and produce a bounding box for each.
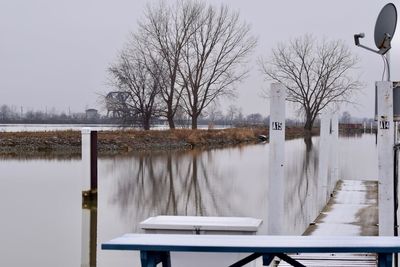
[279,179,378,266]
[102,180,400,267]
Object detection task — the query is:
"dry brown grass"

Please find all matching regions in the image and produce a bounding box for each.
[0,127,315,156]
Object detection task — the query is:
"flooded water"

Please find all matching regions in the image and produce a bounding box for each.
[0,123,230,132]
[0,123,123,132]
[0,134,377,267]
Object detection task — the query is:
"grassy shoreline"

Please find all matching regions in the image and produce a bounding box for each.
[0,127,318,158]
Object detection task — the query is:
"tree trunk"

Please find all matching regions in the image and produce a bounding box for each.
[191,115,198,129]
[304,115,313,137]
[143,122,150,130]
[167,116,175,129]
[166,104,176,129]
[143,115,151,130]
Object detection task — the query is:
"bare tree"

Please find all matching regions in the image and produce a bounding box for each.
[179,4,257,129]
[246,113,264,125]
[139,1,203,129]
[260,35,362,134]
[340,111,352,123]
[108,45,164,130]
[205,103,224,128]
[0,105,11,121]
[174,104,190,128]
[226,104,239,126]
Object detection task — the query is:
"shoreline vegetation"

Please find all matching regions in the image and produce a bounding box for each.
[0,127,320,158]
[0,124,370,159]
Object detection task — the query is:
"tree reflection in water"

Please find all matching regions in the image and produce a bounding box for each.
[106,149,233,229]
[101,137,341,235]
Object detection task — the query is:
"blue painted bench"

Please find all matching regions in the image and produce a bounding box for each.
[102,233,400,267]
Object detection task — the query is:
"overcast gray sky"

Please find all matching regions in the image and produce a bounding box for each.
[0,0,398,118]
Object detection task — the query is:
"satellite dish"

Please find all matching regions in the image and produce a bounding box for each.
[374,3,397,52]
[354,3,398,55]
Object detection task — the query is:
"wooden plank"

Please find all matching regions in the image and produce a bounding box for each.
[102,234,400,254]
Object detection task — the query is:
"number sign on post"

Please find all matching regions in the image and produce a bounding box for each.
[272,122,283,130]
[379,120,390,130]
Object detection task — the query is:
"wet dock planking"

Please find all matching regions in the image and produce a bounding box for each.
[280,180,379,267]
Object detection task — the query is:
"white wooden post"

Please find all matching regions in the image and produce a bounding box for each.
[81,127,91,192]
[268,83,286,235]
[377,81,395,236]
[318,112,330,208]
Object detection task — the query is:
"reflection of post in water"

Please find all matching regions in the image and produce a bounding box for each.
[81,200,97,267]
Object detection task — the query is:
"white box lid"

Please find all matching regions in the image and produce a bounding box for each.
[140,216,262,232]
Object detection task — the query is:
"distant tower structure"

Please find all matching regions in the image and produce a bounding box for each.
[105,91,130,118]
[85,109,99,120]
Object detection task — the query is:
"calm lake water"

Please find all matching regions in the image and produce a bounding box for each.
[0,133,377,267]
[0,123,230,132]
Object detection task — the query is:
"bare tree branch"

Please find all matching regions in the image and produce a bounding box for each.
[138,0,203,129]
[179,4,257,129]
[108,43,164,130]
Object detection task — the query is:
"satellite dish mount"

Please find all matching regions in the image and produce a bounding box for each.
[354,32,393,55]
[354,3,397,56]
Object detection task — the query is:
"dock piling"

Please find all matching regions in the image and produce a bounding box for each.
[268,83,286,235]
[81,127,98,200]
[318,112,330,208]
[376,81,395,236]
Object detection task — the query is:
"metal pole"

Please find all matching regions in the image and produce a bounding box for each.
[268,83,286,235]
[386,51,391,82]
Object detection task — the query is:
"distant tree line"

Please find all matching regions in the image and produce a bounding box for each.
[0,104,110,124]
[106,0,257,130]
[0,103,273,127]
[0,103,375,129]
